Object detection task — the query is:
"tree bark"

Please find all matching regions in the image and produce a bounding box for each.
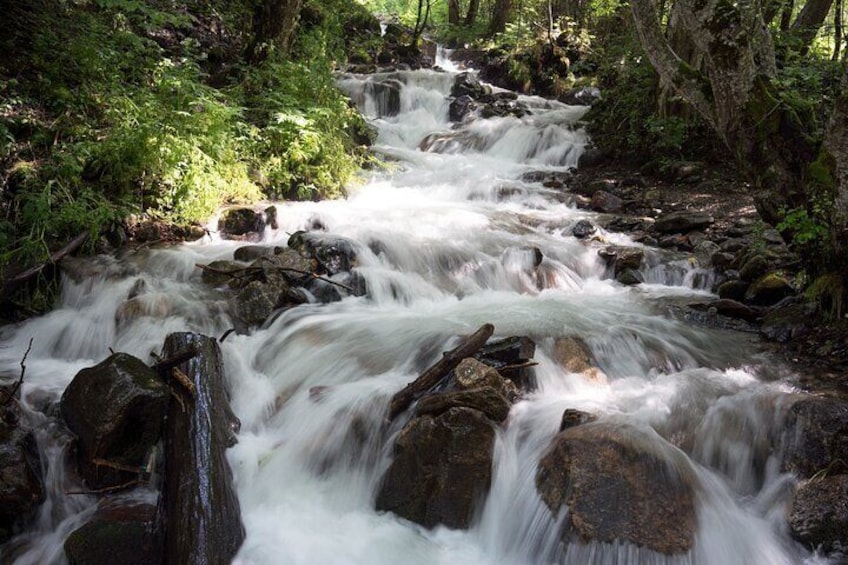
[489,0,512,35]
[244,0,303,64]
[822,69,848,264]
[448,0,461,25]
[465,0,481,26]
[791,0,836,53]
[160,333,244,565]
[834,0,844,60]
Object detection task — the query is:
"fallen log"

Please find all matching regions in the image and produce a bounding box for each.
[160,333,244,565]
[388,323,494,421]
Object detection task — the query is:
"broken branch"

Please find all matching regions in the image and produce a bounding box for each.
[2,338,33,407]
[388,323,494,421]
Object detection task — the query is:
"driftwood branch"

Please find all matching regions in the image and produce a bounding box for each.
[219,328,237,343]
[195,263,354,292]
[388,323,494,421]
[66,479,142,496]
[152,347,199,374]
[2,338,33,407]
[171,368,197,398]
[2,231,89,295]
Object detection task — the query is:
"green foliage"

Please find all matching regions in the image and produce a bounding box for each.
[776,206,828,246]
[1,0,372,281]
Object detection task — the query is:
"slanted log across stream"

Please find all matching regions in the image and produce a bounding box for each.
[160,333,244,565]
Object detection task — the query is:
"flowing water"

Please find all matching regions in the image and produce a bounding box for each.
[0,67,831,564]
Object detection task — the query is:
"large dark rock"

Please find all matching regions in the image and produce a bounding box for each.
[451,71,487,99]
[376,406,495,529]
[571,220,596,239]
[160,333,244,565]
[230,280,282,327]
[200,260,242,287]
[590,190,622,213]
[288,231,358,276]
[535,421,697,554]
[64,495,162,565]
[449,95,477,122]
[717,280,749,301]
[0,397,44,544]
[474,336,536,391]
[789,475,848,553]
[367,79,403,117]
[760,302,815,343]
[61,353,167,489]
[654,211,714,234]
[415,387,510,422]
[782,396,848,478]
[219,208,265,238]
[558,86,602,106]
[744,273,794,306]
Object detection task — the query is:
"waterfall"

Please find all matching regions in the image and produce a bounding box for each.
[0,66,831,564]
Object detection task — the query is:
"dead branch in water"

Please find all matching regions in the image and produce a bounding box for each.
[1,338,33,408]
[388,323,494,421]
[195,263,354,292]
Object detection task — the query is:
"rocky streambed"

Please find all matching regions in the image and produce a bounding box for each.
[1,63,847,565]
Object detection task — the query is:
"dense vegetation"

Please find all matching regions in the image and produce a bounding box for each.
[1,0,845,318]
[0,0,374,281]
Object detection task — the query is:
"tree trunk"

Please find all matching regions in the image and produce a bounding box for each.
[449,0,461,25]
[160,333,244,565]
[834,0,844,60]
[791,0,836,53]
[465,0,481,26]
[780,0,795,30]
[243,0,303,64]
[822,69,848,266]
[489,0,512,35]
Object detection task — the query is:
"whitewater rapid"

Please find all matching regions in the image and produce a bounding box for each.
[0,66,830,564]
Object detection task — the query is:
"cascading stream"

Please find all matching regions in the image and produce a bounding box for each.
[0,67,830,564]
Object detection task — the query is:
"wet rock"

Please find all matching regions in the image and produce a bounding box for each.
[590,190,623,213]
[272,247,317,279]
[739,255,769,282]
[306,277,342,303]
[264,206,279,230]
[234,245,276,262]
[64,496,162,565]
[376,406,495,529]
[288,231,358,275]
[717,280,749,301]
[231,281,281,326]
[760,302,815,343]
[201,260,242,287]
[789,475,848,553]
[0,398,45,543]
[572,220,596,239]
[552,337,593,373]
[451,71,487,99]
[744,273,794,306]
[480,98,528,119]
[560,408,597,431]
[115,295,175,328]
[449,95,477,122]
[474,336,536,391]
[782,396,848,478]
[61,353,167,489]
[690,299,759,323]
[577,147,606,168]
[368,79,403,117]
[710,251,735,271]
[453,357,515,399]
[558,86,602,106]
[654,211,714,234]
[219,207,264,238]
[415,387,510,423]
[693,240,721,267]
[617,268,644,286]
[535,421,697,554]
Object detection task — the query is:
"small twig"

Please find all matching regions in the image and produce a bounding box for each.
[171,367,197,398]
[498,360,539,371]
[2,338,33,407]
[219,328,236,343]
[151,347,199,374]
[195,263,354,292]
[92,457,144,474]
[170,386,187,414]
[66,479,142,496]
